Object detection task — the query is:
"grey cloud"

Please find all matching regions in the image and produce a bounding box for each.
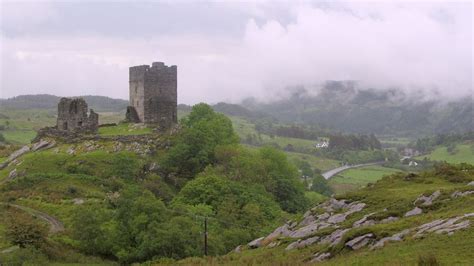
[0,1,471,104]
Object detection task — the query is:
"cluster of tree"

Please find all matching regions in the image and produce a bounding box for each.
[254,120,329,141]
[67,103,308,263]
[295,160,333,196]
[328,134,381,151]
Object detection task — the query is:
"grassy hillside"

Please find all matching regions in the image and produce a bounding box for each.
[416,143,474,164]
[174,164,474,265]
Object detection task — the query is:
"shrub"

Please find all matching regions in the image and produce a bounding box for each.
[418,253,440,266]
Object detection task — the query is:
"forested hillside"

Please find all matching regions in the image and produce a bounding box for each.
[236,83,473,136]
[0,95,128,112]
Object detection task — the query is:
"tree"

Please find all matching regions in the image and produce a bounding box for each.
[310,173,333,196]
[161,103,239,181]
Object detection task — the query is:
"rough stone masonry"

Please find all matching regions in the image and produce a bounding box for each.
[56,98,98,133]
[127,62,178,130]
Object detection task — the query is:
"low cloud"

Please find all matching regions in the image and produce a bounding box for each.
[1,2,471,103]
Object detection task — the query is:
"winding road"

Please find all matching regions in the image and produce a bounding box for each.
[321,161,384,180]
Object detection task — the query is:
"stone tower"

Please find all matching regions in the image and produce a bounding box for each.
[56,98,98,133]
[127,62,177,129]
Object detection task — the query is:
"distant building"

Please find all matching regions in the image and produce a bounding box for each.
[56,98,98,133]
[315,141,329,148]
[126,62,177,130]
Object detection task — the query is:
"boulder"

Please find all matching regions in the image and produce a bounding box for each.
[346,202,366,214]
[247,237,264,249]
[233,245,242,253]
[8,169,17,180]
[285,236,320,250]
[265,223,292,241]
[414,190,441,206]
[328,213,347,224]
[414,216,470,238]
[468,181,474,186]
[380,216,399,224]
[289,222,321,238]
[8,146,30,161]
[299,211,316,227]
[405,207,423,217]
[451,190,474,198]
[267,241,280,248]
[67,147,75,155]
[320,229,349,247]
[1,146,30,170]
[310,252,331,263]
[32,139,51,151]
[72,198,85,205]
[371,229,410,250]
[317,212,330,221]
[345,233,374,250]
[435,220,470,235]
[353,213,376,227]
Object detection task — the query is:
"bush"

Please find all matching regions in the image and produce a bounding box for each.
[418,253,440,266]
[6,211,48,248]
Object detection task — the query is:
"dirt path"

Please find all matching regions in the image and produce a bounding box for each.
[0,203,64,233]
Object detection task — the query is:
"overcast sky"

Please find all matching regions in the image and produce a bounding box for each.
[0,0,472,104]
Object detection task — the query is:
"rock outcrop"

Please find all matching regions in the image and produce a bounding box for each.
[405,207,423,217]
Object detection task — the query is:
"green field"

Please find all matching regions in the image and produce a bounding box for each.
[0,108,128,144]
[98,123,152,136]
[286,151,341,172]
[416,143,474,164]
[329,165,403,194]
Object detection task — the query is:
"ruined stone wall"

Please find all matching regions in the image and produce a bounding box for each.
[56,98,98,133]
[128,62,177,128]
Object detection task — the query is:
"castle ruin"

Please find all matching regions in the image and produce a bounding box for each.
[126,62,177,129]
[57,98,98,133]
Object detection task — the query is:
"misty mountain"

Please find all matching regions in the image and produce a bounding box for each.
[240,82,473,137]
[0,94,128,112]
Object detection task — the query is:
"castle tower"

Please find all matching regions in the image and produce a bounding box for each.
[127,62,177,128]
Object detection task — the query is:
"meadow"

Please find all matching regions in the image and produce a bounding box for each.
[329,165,403,195]
[416,143,474,164]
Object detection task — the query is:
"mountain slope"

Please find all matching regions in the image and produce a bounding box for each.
[241,84,473,136]
[174,164,474,265]
[0,94,128,112]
